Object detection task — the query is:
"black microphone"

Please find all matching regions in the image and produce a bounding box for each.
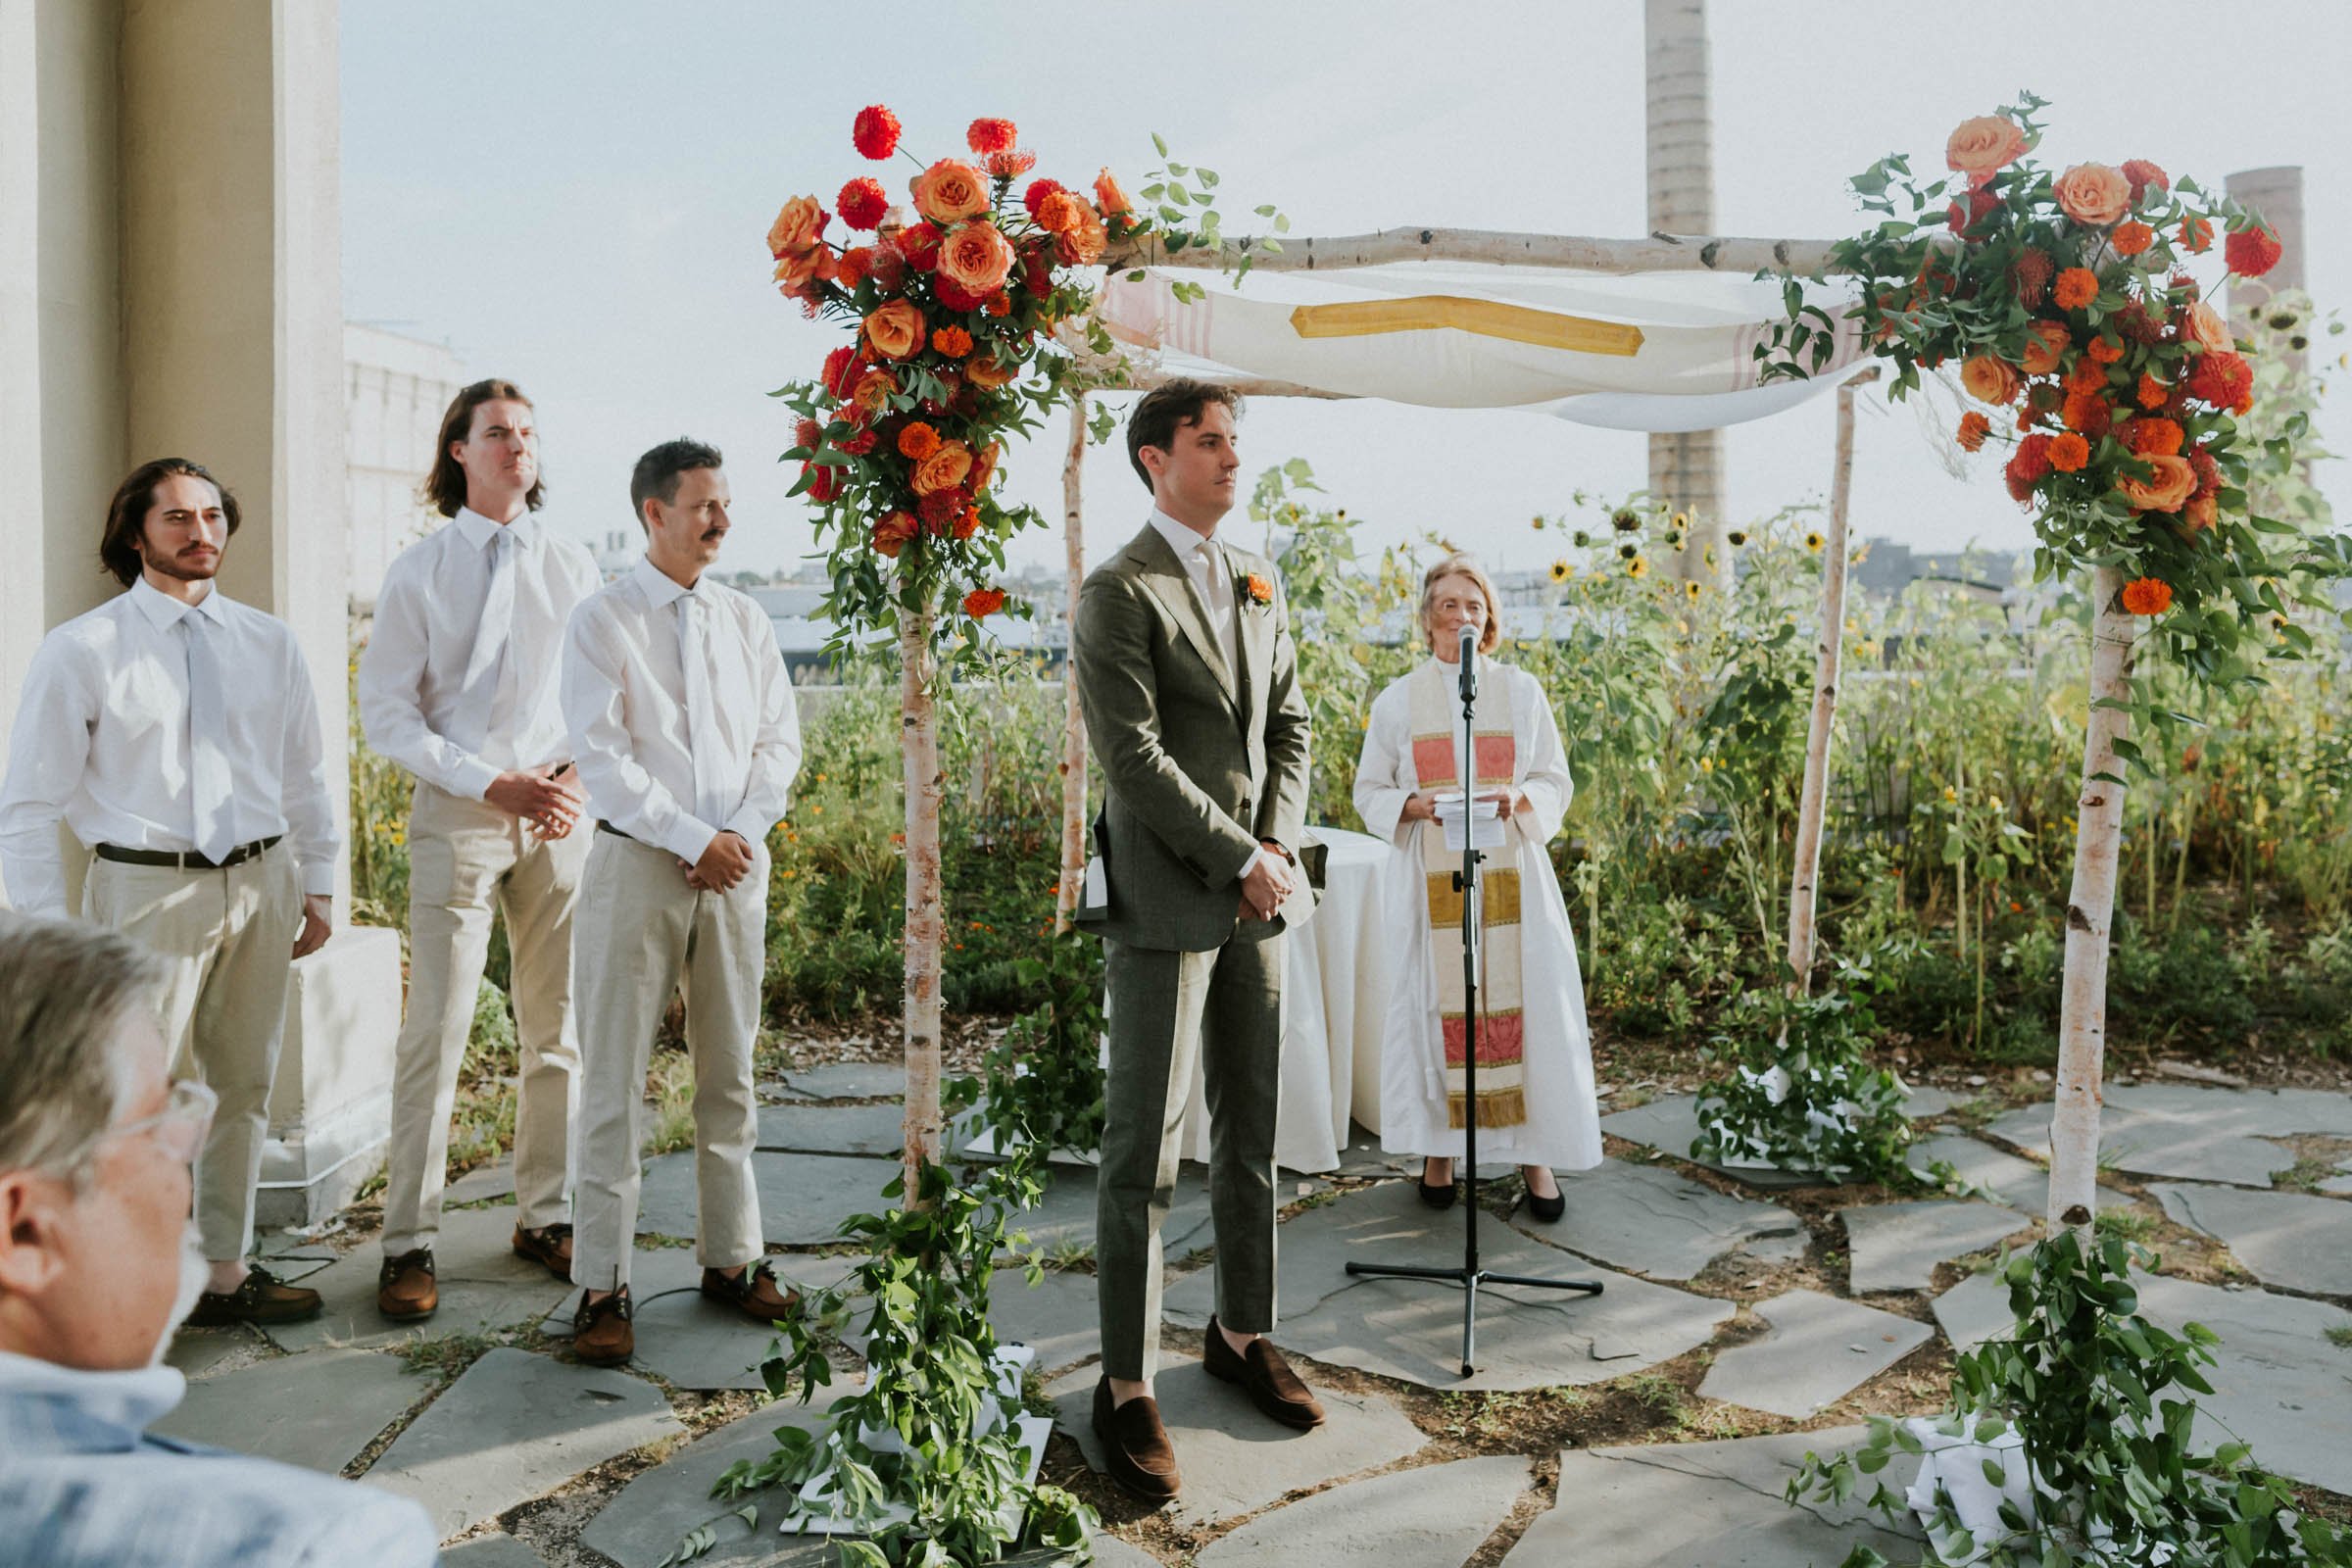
[1458,622,1478,702]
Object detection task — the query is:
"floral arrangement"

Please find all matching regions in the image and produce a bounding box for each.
[1758,93,2341,669]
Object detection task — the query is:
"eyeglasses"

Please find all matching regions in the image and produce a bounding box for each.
[102,1079,218,1165]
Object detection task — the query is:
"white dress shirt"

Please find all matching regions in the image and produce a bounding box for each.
[1146,508,1267,880]
[358,508,601,800]
[0,578,341,917]
[563,558,803,865]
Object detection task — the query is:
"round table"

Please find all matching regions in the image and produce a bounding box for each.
[1179,825,1395,1173]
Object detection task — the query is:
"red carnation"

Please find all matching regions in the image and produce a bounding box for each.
[934,275,992,313]
[2120,159,2170,202]
[794,416,823,452]
[2110,301,2165,346]
[852,105,902,162]
[837,177,889,231]
[917,486,968,530]
[986,149,1038,179]
[2010,249,2053,309]
[2226,225,2283,278]
[2184,352,2253,408]
[2009,430,2054,483]
[804,463,846,503]
[1019,243,1054,296]
[867,242,908,293]
[1023,178,1067,220]
[1946,186,2000,240]
[962,587,1007,618]
[2187,447,2222,500]
[821,346,861,399]
[837,426,877,457]
[896,221,942,272]
[966,118,1018,156]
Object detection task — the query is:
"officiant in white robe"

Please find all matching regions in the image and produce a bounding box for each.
[1352,556,1601,1214]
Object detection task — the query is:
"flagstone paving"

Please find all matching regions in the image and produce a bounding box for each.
[753,1101,906,1157]
[989,1263,1106,1372]
[1984,1084,2352,1190]
[1599,1087,1961,1191]
[1496,1155,1807,1280]
[1839,1200,2035,1294]
[1697,1289,1934,1418]
[1049,1357,1427,1530]
[1930,1268,2018,1353]
[439,1534,551,1566]
[1192,1453,1532,1568]
[1906,1132,2059,1212]
[2149,1182,2352,1298]
[162,1322,263,1381]
[266,1201,575,1353]
[579,1385,856,1568]
[779,1061,906,1101]
[2132,1273,2352,1496]
[150,1347,431,1471]
[636,1152,907,1248]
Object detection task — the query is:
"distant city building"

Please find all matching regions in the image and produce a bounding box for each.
[345,324,466,607]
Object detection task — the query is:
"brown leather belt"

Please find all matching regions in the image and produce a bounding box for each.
[94,834,282,870]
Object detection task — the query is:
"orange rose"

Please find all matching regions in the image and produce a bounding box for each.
[2181,300,2232,355]
[1960,355,2022,407]
[937,220,1015,297]
[1055,205,1107,267]
[2047,432,2091,472]
[1944,115,2028,185]
[2184,494,2218,533]
[849,366,899,416]
[1095,168,1133,218]
[772,246,837,296]
[870,511,917,558]
[968,442,1001,493]
[909,159,989,225]
[767,195,828,257]
[966,355,1016,389]
[861,299,926,361]
[2112,221,2154,258]
[897,421,941,461]
[2054,163,2131,227]
[2052,269,2099,310]
[910,440,974,497]
[2020,319,2071,375]
[2116,454,2197,513]
[2120,576,2175,616]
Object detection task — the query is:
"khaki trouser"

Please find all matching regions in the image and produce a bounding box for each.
[569,829,766,1293]
[380,781,589,1257]
[84,841,302,1263]
[1097,933,1285,1381]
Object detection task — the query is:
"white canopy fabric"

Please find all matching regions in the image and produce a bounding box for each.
[1096,261,1870,432]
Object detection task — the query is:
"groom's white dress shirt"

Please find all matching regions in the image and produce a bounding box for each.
[358,507,601,800]
[1147,508,1266,881]
[562,558,803,865]
[0,578,339,917]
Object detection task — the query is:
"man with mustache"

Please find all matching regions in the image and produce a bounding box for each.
[0,913,437,1566]
[0,459,339,1328]
[560,438,803,1365]
[359,379,598,1321]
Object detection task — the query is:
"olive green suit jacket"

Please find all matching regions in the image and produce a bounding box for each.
[1072,522,1314,952]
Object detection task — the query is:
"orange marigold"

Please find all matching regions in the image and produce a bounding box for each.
[2085,336,2125,365]
[897,421,941,461]
[2126,416,2184,457]
[931,326,973,358]
[2061,391,2113,439]
[962,587,1007,618]
[985,294,1013,318]
[2120,576,2174,616]
[1957,411,1991,452]
[2135,372,2169,410]
[2053,269,2100,311]
[2047,432,2091,471]
[2180,217,2213,253]
[2112,221,2154,258]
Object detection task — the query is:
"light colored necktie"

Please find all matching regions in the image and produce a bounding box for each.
[181,613,235,863]
[454,526,516,749]
[678,591,725,826]
[1199,541,1238,680]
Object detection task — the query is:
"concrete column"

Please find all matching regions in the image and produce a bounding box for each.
[2226,167,2307,378]
[1644,0,1725,572]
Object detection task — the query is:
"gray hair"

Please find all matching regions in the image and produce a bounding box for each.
[1418,553,1503,656]
[0,913,167,1184]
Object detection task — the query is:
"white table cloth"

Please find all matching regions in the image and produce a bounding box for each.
[1179,825,1394,1173]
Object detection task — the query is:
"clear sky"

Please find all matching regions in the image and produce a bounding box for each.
[341,0,2349,582]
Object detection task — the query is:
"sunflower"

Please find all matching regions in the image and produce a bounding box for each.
[1571,530,1591,548]
[1669,533,1686,552]
[1804,531,1825,552]
[1627,557,1649,578]
[1548,559,1571,583]
[1531,515,1546,530]
[1684,580,1701,601]
[1617,541,1638,560]
[1727,529,1748,547]
[1610,508,1641,532]
[1672,511,1690,531]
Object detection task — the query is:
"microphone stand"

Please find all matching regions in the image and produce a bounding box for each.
[1345,623,1601,1377]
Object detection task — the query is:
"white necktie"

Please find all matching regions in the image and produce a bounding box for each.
[1197,541,1239,681]
[182,613,235,863]
[678,592,725,826]
[454,526,516,749]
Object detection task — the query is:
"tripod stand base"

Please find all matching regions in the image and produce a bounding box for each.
[1344,1259,1603,1378]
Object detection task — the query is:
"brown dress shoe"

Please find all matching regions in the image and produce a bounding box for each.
[1202,1316,1326,1430]
[572,1286,634,1366]
[377,1249,438,1321]
[185,1264,323,1328]
[512,1222,574,1279]
[1091,1376,1181,1502]
[701,1260,802,1324]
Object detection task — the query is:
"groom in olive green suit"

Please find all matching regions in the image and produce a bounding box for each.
[1072,379,1321,1503]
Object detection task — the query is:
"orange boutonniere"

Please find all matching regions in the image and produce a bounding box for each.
[1242,572,1273,609]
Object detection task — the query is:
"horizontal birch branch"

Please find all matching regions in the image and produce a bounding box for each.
[1102,227,1848,277]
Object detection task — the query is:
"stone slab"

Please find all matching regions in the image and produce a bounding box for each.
[1931,1269,2019,1354]
[2108,1082,2352,1136]
[1165,1180,1733,1392]
[1840,1200,2034,1294]
[2150,1183,2352,1297]
[1986,1093,2322,1189]
[1597,1096,1823,1188]
[369,1348,683,1538]
[151,1348,428,1471]
[2322,1174,2352,1197]
[2134,1272,2352,1496]
[1083,1539,1162,1568]
[162,1324,261,1381]
[1051,1357,1426,1530]
[440,1535,548,1567]
[754,1102,905,1158]
[581,1382,858,1568]
[1008,1162,1216,1263]
[445,1157,518,1206]
[782,1061,905,1101]
[637,1152,904,1248]
[1507,1428,1921,1566]
[543,1249,864,1391]
[1908,1133,2055,1212]
[1905,1085,1959,1119]
[1698,1289,1933,1418]
[990,1266,1102,1373]
[1498,1156,1804,1281]
[1195,1453,1532,1568]
[266,1203,575,1352]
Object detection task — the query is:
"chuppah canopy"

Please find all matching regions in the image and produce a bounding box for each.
[1095,261,1871,432]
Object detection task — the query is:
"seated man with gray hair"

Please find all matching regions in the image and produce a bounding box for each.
[0,913,437,1567]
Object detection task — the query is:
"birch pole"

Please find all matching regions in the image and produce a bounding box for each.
[1785,368,1876,992]
[1055,395,1090,934]
[900,611,945,1196]
[2047,565,2135,1234]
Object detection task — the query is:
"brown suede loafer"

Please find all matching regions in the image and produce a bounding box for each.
[571,1286,634,1366]
[1202,1316,1326,1430]
[186,1264,323,1328]
[701,1260,802,1325]
[512,1222,574,1280]
[376,1249,438,1321]
[1091,1377,1181,1502]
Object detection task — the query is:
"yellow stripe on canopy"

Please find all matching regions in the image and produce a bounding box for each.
[1287,295,1645,357]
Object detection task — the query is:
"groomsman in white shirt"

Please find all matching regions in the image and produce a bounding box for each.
[0,458,339,1325]
[357,379,600,1320]
[561,437,802,1366]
